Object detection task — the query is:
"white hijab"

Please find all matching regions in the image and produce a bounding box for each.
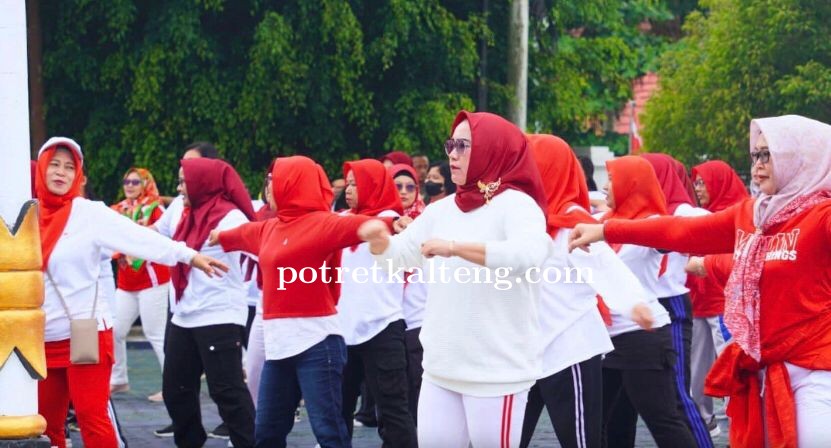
[750,115,831,227]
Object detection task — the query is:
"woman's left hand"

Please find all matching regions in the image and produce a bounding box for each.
[421,239,453,258]
[190,253,229,277]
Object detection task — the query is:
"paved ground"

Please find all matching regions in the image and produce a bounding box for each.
[69,343,730,447]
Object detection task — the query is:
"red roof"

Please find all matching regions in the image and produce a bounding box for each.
[613,72,660,134]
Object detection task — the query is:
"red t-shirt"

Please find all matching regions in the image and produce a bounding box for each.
[218,212,393,319]
[116,206,171,291]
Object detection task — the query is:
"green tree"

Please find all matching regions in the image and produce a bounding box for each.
[642,0,831,169]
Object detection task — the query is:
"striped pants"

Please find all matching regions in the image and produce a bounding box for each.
[418,379,528,448]
[520,355,603,448]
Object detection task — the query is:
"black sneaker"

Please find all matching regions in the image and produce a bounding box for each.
[209,422,230,440]
[154,423,175,438]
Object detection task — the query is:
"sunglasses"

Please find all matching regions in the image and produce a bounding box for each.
[750,150,771,165]
[123,179,142,187]
[444,138,471,156]
[395,183,417,193]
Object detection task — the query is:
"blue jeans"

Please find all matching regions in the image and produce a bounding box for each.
[256,334,351,448]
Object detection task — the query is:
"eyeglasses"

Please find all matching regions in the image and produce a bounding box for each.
[123,179,142,187]
[395,183,416,193]
[444,138,471,156]
[750,150,771,165]
[693,179,706,188]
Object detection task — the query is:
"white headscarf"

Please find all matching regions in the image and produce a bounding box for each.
[750,115,831,227]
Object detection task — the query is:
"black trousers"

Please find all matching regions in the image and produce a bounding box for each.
[163,323,255,448]
[342,319,417,448]
[404,327,424,424]
[601,328,696,448]
[520,355,603,448]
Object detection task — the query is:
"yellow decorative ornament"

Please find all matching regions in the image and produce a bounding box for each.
[476,178,502,204]
[0,200,47,439]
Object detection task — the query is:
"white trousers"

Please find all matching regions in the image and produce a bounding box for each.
[245,310,265,407]
[110,283,169,385]
[691,316,727,421]
[785,363,831,447]
[418,379,528,448]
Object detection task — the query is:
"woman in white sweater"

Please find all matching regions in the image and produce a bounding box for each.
[519,134,654,448]
[34,137,223,448]
[359,111,550,447]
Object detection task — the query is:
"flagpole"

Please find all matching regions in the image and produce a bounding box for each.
[628,100,636,155]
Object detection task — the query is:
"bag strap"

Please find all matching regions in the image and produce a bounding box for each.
[46,269,99,320]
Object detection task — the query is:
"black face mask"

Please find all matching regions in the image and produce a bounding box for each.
[424,181,444,197]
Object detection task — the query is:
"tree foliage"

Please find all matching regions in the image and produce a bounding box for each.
[642,0,831,170]
[39,0,680,201]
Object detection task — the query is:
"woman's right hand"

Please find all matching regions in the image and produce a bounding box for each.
[393,216,413,233]
[631,303,655,330]
[568,223,605,253]
[685,256,706,277]
[358,219,391,254]
[207,229,221,247]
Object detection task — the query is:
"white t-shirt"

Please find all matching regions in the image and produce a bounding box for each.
[377,189,550,397]
[651,203,711,298]
[538,226,647,377]
[337,210,405,346]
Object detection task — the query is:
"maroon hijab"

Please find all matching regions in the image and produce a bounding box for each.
[641,153,696,214]
[172,158,256,301]
[381,151,413,167]
[452,111,547,213]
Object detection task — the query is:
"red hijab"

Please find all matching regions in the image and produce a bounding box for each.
[381,151,413,167]
[35,138,85,270]
[272,156,333,223]
[452,111,547,213]
[527,134,596,236]
[603,156,667,221]
[389,163,426,219]
[344,159,404,217]
[641,153,695,214]
[691,161,749,212]
[171,158,256,301]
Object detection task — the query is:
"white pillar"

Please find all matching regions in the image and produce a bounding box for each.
[0,0,38,420]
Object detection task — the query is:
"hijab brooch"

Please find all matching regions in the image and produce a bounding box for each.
[477,178,502,204]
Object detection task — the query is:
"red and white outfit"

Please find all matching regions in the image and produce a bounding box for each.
[110,168,170,388]
[519,134,653,448]
[602,115,831,448]
[35,138,197,448]
[376,112,551,447]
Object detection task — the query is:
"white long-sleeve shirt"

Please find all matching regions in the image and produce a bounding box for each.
[537,227,648,378]
[375,189,550,397]
[43,198,196,342]
[337,210,405,346]
[611,242,671,337]
[169,209,250,329]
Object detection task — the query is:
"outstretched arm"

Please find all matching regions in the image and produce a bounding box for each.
[570,203,742,255]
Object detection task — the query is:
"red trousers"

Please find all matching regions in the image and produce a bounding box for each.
[39,330,117,448]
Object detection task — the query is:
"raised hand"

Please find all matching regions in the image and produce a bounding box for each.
[190,253,229,278]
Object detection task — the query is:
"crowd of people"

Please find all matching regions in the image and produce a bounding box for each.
[31,111,831,448]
